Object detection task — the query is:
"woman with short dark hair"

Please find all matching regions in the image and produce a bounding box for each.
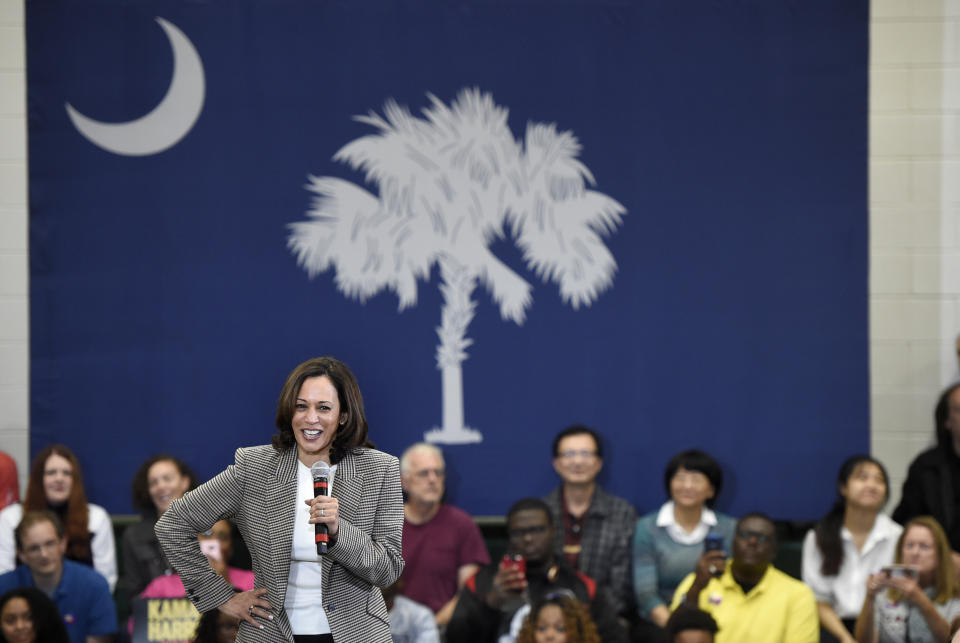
[633,449,736,630]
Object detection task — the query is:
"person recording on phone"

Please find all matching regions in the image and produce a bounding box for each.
[445,498,626,643]
[671,513,817,643]
[855,516,960,643]
[633,449,735,631]
[156,356,404,643]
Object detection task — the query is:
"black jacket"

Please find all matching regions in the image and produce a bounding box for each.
[446,559,627,643]
[893,446,960,550]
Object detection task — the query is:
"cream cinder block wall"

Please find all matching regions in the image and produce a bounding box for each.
[870,0,960,510]
[0,0,29,495]
[0,1,954,508]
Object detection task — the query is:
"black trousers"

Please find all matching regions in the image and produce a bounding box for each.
[819,617,857,643]
[293,635,334,643]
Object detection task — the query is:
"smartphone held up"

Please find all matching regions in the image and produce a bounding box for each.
[502,553,526,576]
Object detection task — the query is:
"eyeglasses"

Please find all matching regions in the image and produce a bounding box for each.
[508,525,549,539]
[557,450,598,460]
[735,529,773,544]
[411,468,445,480]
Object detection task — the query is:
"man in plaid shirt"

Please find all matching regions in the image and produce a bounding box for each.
[543,425,638,617]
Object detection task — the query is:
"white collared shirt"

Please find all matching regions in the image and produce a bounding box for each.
[656,501,718,545]
[801,513,903,619]
[285,460,338,634]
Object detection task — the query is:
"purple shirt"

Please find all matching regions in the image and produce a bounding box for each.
[401,504,489,612]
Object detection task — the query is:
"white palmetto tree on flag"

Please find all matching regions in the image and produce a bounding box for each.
[288,89,625,444]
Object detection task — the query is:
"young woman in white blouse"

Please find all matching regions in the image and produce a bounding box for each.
[802,455,901,643]
[0,444,117,591]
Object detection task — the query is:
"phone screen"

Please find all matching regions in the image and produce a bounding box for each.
[882,564,918,581]
[704,534,724,552]
[501,554,526,576]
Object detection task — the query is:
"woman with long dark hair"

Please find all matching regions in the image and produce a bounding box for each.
[0,445,117,590]
[0,586,69,643]
[855,516,960,642]
[118,454,197,603]
[802,455,902,643]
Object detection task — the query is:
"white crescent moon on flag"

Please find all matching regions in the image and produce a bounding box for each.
[66,17,206,156]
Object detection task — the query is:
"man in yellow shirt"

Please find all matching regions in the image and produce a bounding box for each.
[670,513,817,643]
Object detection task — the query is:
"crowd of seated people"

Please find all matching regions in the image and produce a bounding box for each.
[0,445,117,591]
[1,381,960,642]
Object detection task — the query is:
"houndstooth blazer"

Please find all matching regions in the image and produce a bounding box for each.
[155,444,404,642]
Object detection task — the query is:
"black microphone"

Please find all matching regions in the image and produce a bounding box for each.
[310,461,331,555]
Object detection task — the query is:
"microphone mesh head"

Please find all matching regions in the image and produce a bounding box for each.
[310,460,331,480]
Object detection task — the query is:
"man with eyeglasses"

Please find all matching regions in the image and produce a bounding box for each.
[543,425,637,617]
[0,510,116,643]
[670,513,817,643]
[399,442,490,627]
[446,498,627,643]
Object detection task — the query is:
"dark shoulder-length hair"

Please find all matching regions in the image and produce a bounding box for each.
[0,586,69,643]
[272,356,374,464]
[663,449,724,508]
[131,454,198,516]
[935,383,960,451]
[24,444,91,565]
[814,454,890,576]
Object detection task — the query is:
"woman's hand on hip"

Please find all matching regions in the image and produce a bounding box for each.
[219,587,272,630]
[305,495,340,536]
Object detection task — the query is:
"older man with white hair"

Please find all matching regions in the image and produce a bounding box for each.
[400,442,490,626]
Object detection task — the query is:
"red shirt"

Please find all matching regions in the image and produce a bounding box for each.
[401,504,490,612]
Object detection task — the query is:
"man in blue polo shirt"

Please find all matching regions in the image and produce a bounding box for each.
[0,510,116,643]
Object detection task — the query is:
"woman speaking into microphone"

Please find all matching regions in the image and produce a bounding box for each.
[156,357,404,643]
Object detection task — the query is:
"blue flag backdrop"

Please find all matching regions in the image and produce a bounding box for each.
[27,0,869,519]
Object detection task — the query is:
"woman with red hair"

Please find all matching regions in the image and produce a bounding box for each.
[0,445,116,591]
